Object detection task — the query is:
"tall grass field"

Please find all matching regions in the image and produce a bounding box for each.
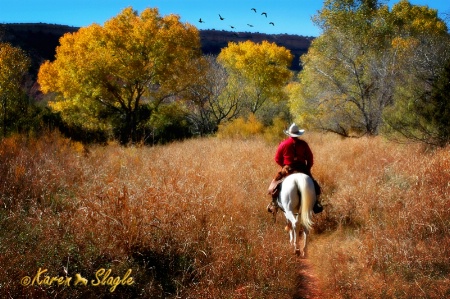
[0,132,449,298]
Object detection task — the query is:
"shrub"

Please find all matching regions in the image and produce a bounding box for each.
[216,114,264,139]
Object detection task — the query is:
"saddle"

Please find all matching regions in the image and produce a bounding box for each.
[267,165,323,214]
[267,165,297,198]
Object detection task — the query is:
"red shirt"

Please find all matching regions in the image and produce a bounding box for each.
[275,137,313,170]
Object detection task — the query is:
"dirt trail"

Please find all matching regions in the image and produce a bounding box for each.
[292,259,323,299]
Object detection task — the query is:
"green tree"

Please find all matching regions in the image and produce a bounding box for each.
[38,7,202,144]
[217,40,293,117]
[384,43,450,147]
[0,43,31,137]
[294,0,397,136]
[292,0,448,137]
[183,55,242,136]
[428,59,450,146]
[383,0,450,146]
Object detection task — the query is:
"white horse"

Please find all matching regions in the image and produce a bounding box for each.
[277,173,316,257]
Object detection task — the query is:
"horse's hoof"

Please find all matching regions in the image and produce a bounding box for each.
[284,222,292,231]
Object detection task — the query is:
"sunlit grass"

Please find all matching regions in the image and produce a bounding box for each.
[307,134,450,298]
[0,132,448,298]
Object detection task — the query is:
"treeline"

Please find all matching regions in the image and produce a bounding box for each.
[292,0,450,147]
[1,0,449,146]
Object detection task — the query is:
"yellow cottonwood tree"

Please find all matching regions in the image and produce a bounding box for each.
[38,7,202,143]
[217,40,293,115]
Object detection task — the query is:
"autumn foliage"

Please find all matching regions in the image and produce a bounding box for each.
[1,2,449,298]
[292,0,450,143]
[0,132,448,298]
[218,40,293,114]
[37,7,202,144]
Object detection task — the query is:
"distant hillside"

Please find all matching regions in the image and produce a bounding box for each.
[0,23,313,76]
[200,29,313,71]
[0,23,79,76]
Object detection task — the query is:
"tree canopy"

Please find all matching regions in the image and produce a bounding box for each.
[0,43,30,137]
[383,0,450,146]
[38,7,202,144]
[182,55,242,136]
[290,0,449,141]
[218,40,293,116]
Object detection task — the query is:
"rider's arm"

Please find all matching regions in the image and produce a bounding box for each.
[274,142,286,167]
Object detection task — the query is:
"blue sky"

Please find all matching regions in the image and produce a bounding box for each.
[1,0,449,37]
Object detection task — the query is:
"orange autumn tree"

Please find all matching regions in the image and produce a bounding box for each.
[38,7,202,144]
[218,40,293,116]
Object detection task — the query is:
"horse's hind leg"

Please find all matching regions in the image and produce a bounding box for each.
[300,228,309,258]
[292,216,302,255]
[284,211,299,254]
[284,220,294,244]
[294,221,301,256]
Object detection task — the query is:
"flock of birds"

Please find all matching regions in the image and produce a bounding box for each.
[198,8,275,30]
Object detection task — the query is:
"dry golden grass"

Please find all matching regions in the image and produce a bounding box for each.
[307,134,450,299]
[0,131,449,298]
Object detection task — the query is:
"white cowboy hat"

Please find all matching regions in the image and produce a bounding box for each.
[284,123,305,137]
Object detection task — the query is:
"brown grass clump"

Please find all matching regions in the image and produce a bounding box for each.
[0,131,448,298]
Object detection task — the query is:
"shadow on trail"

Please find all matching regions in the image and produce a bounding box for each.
[292,259,323,299]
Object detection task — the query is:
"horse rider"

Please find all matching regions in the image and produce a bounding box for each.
[267,123,323,213]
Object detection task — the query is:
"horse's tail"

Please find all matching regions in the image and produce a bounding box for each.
[298,175,315,231]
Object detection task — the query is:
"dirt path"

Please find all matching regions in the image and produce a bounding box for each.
[292,259,323,299]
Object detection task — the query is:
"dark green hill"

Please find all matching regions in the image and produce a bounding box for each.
[0,23,313,76]
[0,23,78,77]
[199,29,313,71]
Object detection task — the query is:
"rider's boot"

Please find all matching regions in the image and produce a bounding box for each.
[313,195,323,214]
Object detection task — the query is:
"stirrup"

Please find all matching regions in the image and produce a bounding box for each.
[267,201,279,223]
[313,201,323,214]
[267,200,278,213]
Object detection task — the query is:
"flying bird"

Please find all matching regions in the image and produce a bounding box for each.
[251,8,257,13]
[269,22,275,26]
[230,25,235,29]
[199,18,205,23]
[247,24,254,27]
[261,12,267,17]
[219,14,225,20]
